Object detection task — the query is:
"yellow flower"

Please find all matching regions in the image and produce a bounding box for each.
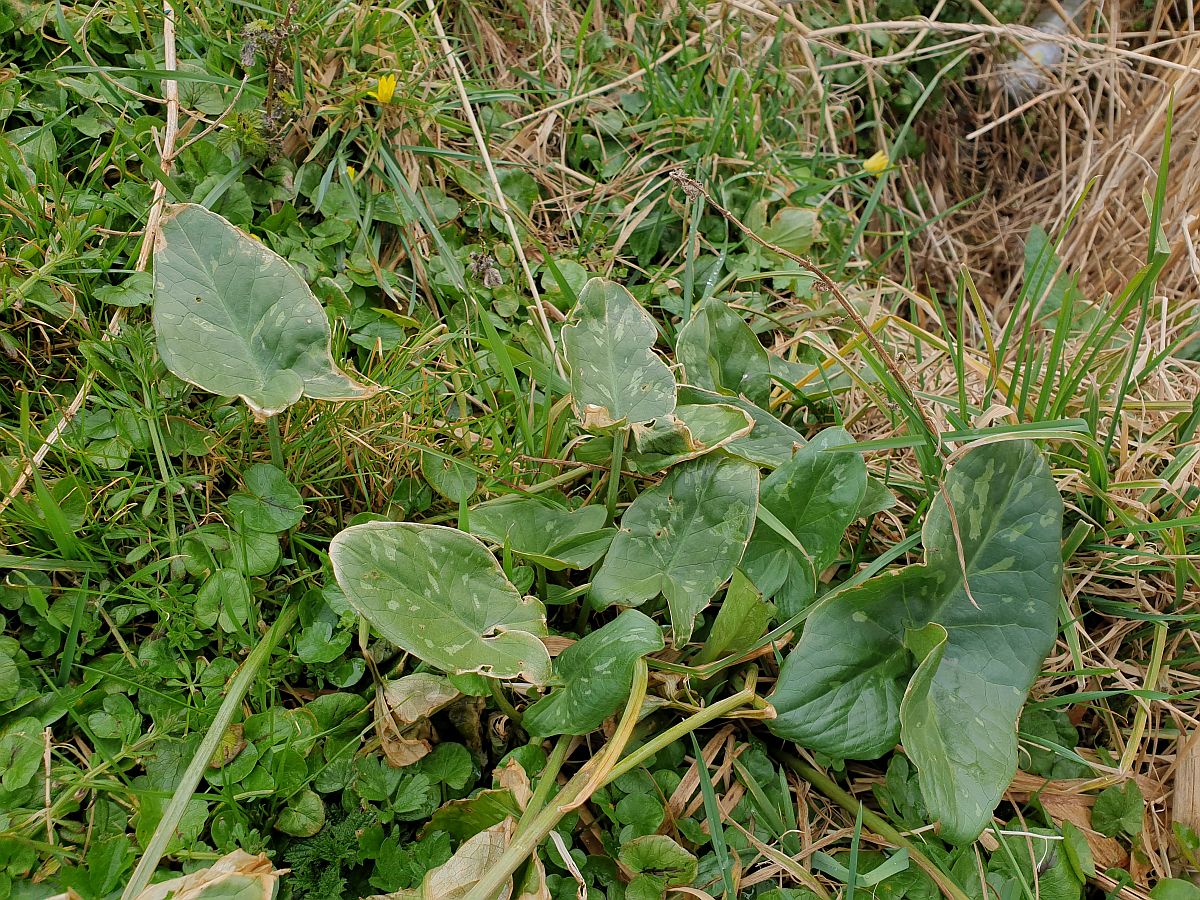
[862,149,890,176]
[346,164,357,181]
[368,74,397,105]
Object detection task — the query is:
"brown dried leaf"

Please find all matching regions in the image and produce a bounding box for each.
[496,757,533,811]
[1174,729,1200,834]
[131,849,281,900]
[541,636,575,657]
[376,673,461,768]
[371,818,516,900]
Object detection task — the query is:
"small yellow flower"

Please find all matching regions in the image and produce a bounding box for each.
[862,149,890,176]
[368,74,397,105]
[346,164,357,181]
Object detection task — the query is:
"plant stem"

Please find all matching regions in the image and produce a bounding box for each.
[489,678,523,726]
[605,427,625,526]
[122,602,298,899]
[466,674,757,900]
[523,735,571,822]
[604,688,756,786]
[267,414,285,471]
[774,750,973,900]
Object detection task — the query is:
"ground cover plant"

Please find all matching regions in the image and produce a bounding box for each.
[2,1,1199,899]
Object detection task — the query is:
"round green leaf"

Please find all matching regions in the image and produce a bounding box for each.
[768,441,1063,844]
[153,203,376,418]
[275,788,325,837]
[562,277,677,431]
[591,456,759,645]
[420,450,478,504]
[195,569,252,633]
[330,522,552,683]
[226,463,304,533]
[216,525,281,576]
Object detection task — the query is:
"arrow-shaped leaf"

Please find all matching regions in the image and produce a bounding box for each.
[153,203,376,418]
[562,277,676,431]
[768,441,1063,842]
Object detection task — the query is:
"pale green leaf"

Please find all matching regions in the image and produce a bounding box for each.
[625,403,754,473]
[374,819,515,900]
[153,203,376,418]
[676,386,804,468]
[523,610,664,737]
[562,277,676,431]
[768,441,1063,843]
[759,207,821,255]
[274,788,325,837]
[330,522,552,683]
[591,456,759,645]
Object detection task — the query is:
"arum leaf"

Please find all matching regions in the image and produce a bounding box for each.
[153,203,376,418]
[522,610,664,737]
[625,403,754,473]
[130,849,282,900]
[591,456,759,645]
[562,277,676,431]
[768,441,1063,843]
[677,297,771,406]
[676,386,804,468]
[858,477,898,518]
[741,427,866,616]
[330,522,552,683]
[468,498,613,571]
[692,569,774,665]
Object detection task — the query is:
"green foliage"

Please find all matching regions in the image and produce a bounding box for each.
[562,277,677,431]
[1092,781,1145,839]
[591,455,759,644]
[769,441,1064,843]
[523,611,664,737]
[330,522,553,682]
[0,0,1161,896]
[153,203,376,418]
